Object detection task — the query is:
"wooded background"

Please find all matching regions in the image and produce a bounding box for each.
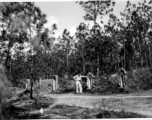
[0,1,152,85]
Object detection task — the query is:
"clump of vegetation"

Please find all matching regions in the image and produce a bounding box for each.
[91,77,123,95]
[58,77,75,93]
[95,110,146,118]
[126,69,152,92]
[90,69,152,94]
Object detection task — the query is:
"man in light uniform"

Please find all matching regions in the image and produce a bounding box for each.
[73,74,82,94]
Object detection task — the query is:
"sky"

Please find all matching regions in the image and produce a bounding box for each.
[34,0,145,37]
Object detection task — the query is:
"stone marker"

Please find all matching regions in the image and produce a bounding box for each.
[53,75,58,91]
[25,79,30,90]
[87,72,95,89]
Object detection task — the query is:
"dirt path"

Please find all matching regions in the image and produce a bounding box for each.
[8,87,152,118]
[41,93,152,117]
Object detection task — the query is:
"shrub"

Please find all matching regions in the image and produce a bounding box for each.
[126,69,152,92]
[58,77,75,93]
[91,77,121,94]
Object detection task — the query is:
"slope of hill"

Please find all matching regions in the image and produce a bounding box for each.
[90,69,152,94]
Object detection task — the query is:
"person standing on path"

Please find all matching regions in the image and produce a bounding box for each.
[118,67,127,89]
[73,74,82,94]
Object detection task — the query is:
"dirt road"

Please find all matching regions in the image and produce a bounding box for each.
[41,92,152,117]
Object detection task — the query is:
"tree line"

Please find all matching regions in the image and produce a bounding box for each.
[0,0,152,85]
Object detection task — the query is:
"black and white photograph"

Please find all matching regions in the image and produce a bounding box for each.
[0,0,152,119]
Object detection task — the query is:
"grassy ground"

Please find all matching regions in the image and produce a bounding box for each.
[3,96,147,119]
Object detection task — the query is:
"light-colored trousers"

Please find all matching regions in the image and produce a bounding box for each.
[76,81,82,93]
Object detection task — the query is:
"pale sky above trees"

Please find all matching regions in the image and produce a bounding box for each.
[35,0,145,37]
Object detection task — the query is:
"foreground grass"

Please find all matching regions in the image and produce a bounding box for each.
[3,96,147,119]
[49,104,147,119]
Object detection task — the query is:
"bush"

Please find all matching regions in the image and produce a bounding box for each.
[91,77,121,94]
[58,77,75,93]
[91,69,152,94]
[95,109,146,118]
[126,69,152,92]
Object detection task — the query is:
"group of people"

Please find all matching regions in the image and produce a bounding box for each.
[73,67,127,94]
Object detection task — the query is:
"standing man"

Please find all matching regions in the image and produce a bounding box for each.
[118,67,127,89]
[73,74,82,94]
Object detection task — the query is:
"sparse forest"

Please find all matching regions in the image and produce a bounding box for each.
[1,0,152,119]
[1,0,152,82]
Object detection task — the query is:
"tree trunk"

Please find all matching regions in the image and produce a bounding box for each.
[9,58,11,82]
[96,53,100,78]
[30,55,34,99]
[129,59,131,70]
[4,50,10,69]
[133,54,135,69]
[82,38,85,75]
[123,40,126,69]
[66,54,69,80]
[141,55,144,69]
[149,43,151,68]
[91,62,93,73]
[82,56,85,75]
[30,80,33,99]
[146,52,148,69]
